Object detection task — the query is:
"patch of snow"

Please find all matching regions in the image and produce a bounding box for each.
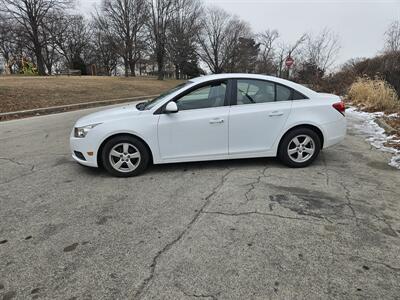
[347,106,400,170]
[387,113,399,118]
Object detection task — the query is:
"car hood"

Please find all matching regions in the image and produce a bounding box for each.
[75,103,142,127]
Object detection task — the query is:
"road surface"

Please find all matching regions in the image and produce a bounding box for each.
[0,106,399,299]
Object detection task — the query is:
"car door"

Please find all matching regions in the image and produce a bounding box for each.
[157,80,230,161]
[229,79,293,155]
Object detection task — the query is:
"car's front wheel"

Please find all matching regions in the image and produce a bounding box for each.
[278,128,321,168]
[102,135,150,177]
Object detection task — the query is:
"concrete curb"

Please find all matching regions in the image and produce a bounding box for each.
[0,94,158,121]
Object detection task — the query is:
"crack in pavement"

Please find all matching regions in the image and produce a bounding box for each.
[333,252,400,272]
[0,157,26,166]
[373,214,399,238]
[133,168,235,299]
[0,157,36,185]
[339,181,360,227]
[322,154,330,186]
[202,210,328,224]
[241,165,268,206]
[0,154,72,185]
[176,283,220,300]
[0,170,36,185]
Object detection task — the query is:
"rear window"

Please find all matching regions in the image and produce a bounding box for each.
[292,90,308,100]
[276,85,292,101]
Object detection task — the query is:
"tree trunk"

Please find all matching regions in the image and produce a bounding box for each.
[123,57,129,77]
[6,63,12,74]
[33,46,46,75]
[157,58,164,80]
[46,63,52,75]
[156,43,165,80]
[31,26,46,75]
[4,53,12,74]
[129,62,136,77]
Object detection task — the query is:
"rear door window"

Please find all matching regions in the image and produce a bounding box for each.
[237,79,275,104]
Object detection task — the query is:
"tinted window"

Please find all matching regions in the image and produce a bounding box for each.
[176,82,227,111]
[237,79,275,104]
[143,81,191,110]
[276,84,292,101]
[292,90,308,100]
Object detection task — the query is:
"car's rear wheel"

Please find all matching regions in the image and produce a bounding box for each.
[278,128,321,168]
[102,135,150,177]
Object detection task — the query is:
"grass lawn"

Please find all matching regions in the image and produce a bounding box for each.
[0,76,183,113]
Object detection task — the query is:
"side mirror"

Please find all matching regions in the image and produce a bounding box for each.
[165,102,178,113]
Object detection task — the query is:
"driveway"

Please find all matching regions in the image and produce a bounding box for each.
[0,106,399,299]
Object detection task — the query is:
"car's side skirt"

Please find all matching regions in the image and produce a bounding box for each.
[154,150,277,164]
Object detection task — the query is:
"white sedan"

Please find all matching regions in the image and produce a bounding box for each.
[70,74,346,177]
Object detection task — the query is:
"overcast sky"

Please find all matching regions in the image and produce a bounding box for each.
[78,0,400,67]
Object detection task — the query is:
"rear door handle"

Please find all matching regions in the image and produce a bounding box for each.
[209,118,224,124]
[269,111,284,117]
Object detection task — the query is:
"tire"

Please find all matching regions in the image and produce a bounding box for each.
[101,135,150,177]
[278,127,321,168]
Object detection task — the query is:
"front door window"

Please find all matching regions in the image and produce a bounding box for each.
[175,82,227,111]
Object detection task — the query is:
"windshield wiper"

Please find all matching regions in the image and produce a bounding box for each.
[239,89,255,103]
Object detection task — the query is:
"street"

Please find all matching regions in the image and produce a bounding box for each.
[1,106,399,299]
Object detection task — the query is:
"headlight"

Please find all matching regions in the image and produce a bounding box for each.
[74,123,101,138]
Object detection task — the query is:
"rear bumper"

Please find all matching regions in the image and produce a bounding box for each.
[322,118,347,148]
[70,135,99,168]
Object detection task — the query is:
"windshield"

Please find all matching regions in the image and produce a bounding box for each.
[137,81,192,111]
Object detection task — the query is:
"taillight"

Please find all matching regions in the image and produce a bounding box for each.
[332,101,346,116]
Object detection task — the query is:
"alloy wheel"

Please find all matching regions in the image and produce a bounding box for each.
[108,143,141,173]
[287,134,315,163]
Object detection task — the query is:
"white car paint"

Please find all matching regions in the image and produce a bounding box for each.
[70,74,346,168]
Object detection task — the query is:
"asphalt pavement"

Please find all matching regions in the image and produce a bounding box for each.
[0,105,399,300]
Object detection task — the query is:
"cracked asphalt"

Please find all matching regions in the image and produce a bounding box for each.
[1,106,400,300]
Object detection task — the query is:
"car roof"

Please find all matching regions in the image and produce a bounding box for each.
[189,73,317,97]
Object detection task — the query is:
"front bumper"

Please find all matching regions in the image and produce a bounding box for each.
[70,135,99,168]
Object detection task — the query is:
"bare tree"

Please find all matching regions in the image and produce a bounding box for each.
[167,0,202,79]
[197,6,250,74]
[384,20,400,53]
[304,28,340,72]
[197,7,230,74]
[147,0,176,80]
[223,19,253,72]
[0,12,33,74]
[97,0,148,77]
[52,14,91,72]
[276,33,307,77]
[258,29,279,62]
[0,13,16,73]
[90,16,119,75]
[41,12,62,74]
[1,0,72,75]
[257,29,279,74]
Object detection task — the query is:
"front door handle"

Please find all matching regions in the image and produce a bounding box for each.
[209,118,224,124]
[269,111,284,117]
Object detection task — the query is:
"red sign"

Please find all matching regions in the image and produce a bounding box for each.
[285,57,294,68]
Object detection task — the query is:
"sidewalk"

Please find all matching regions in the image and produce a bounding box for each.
[0,94,157,121]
